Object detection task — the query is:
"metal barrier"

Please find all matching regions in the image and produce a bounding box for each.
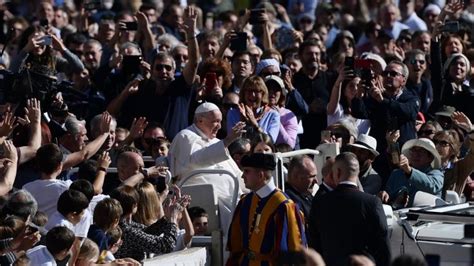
[177,169,240,266]
[274,149,320,191]
[178,169,240,208]
[142,247,207,265]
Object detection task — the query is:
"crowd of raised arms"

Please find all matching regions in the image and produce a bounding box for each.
[0,0,472,265]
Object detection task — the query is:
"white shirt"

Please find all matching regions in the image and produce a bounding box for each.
[88,194,109,217]
[256,179,277,198]
[169,124,244,208]
[27,245,57,266]
[23,179,72,219]
[44,211,74,232]
[403,12,428,32]
[44,210,91,238]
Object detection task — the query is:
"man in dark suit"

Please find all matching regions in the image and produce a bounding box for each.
[309,152,391,266]
[285,155,318,224]
[312,157,337,201]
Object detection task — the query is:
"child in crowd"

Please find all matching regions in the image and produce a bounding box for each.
[32,211,48,228]
[44,189,89,232]
[27,226,75,265]
[188,206,209,236]
[75,238,99,266]
[88,198,123,256]
[152,137,171,165]
[104,226,123,262]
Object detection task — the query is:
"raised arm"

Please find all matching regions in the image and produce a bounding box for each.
[0,140,18,196]
[216,30,236,59]
[18,99,41,164]
[327,69,345,115]
[181,6,199,86]
[107,78,141,117]
[63,112,112,169]
[51,34,85,73]
[136,11,156,56]
[92,151,111,195]
[118,117,148,148]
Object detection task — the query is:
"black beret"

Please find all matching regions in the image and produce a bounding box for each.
[241,153,276,170]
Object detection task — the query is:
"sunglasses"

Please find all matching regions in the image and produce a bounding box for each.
[433,139,451,147]
[382,70,404,77]
[409,59,425,65]
[155,64,173,71]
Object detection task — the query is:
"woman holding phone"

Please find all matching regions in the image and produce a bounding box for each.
[10,25,84,75]
[227,75,280,143]
[327,65,371,135]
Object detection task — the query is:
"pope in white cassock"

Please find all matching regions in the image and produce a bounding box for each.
[168,102,247,231]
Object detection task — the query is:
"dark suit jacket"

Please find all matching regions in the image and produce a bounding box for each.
[309,183,391,266]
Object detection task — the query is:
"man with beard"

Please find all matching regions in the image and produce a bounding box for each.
[107,6,199,139]
[293,39,335,148]
[347,134,382,195]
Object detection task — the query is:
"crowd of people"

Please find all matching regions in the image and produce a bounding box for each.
[0,0,473,265]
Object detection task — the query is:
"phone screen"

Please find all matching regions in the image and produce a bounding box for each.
[344,57,355,70]
[205,72,217,93]
[249,9,265,25]
[230,32,248,51]
[124,22,138,31]
[122,56,142,74]
[41,35,52,46]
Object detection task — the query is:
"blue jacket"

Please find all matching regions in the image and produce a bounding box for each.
[386,167,444,207]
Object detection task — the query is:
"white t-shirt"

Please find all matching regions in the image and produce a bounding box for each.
[44,211,74,232]
[27,245,57,266]
[23,179,72,219]
[173,229,188,251]
[74,209,92,238]
[44,210,91,238]
[88,194,109,219]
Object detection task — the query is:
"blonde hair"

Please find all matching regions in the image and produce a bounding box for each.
[77,238,99,264]
[239,76,269,106]
[133,181,163,226]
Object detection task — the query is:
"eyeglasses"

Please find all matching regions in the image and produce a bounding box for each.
[155,64,173,71]
[382,70,404,77]
[409,59,425,65]
[418,129,435,136]
[300,19,313,24]
[433,139,451,147]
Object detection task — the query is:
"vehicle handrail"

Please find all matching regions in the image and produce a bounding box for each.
[178,169,240,209]
[274,149,320,158]
[274,149,320,190]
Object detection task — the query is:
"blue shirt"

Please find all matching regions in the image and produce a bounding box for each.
[227,107,280,143]
[386,166,444,206]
